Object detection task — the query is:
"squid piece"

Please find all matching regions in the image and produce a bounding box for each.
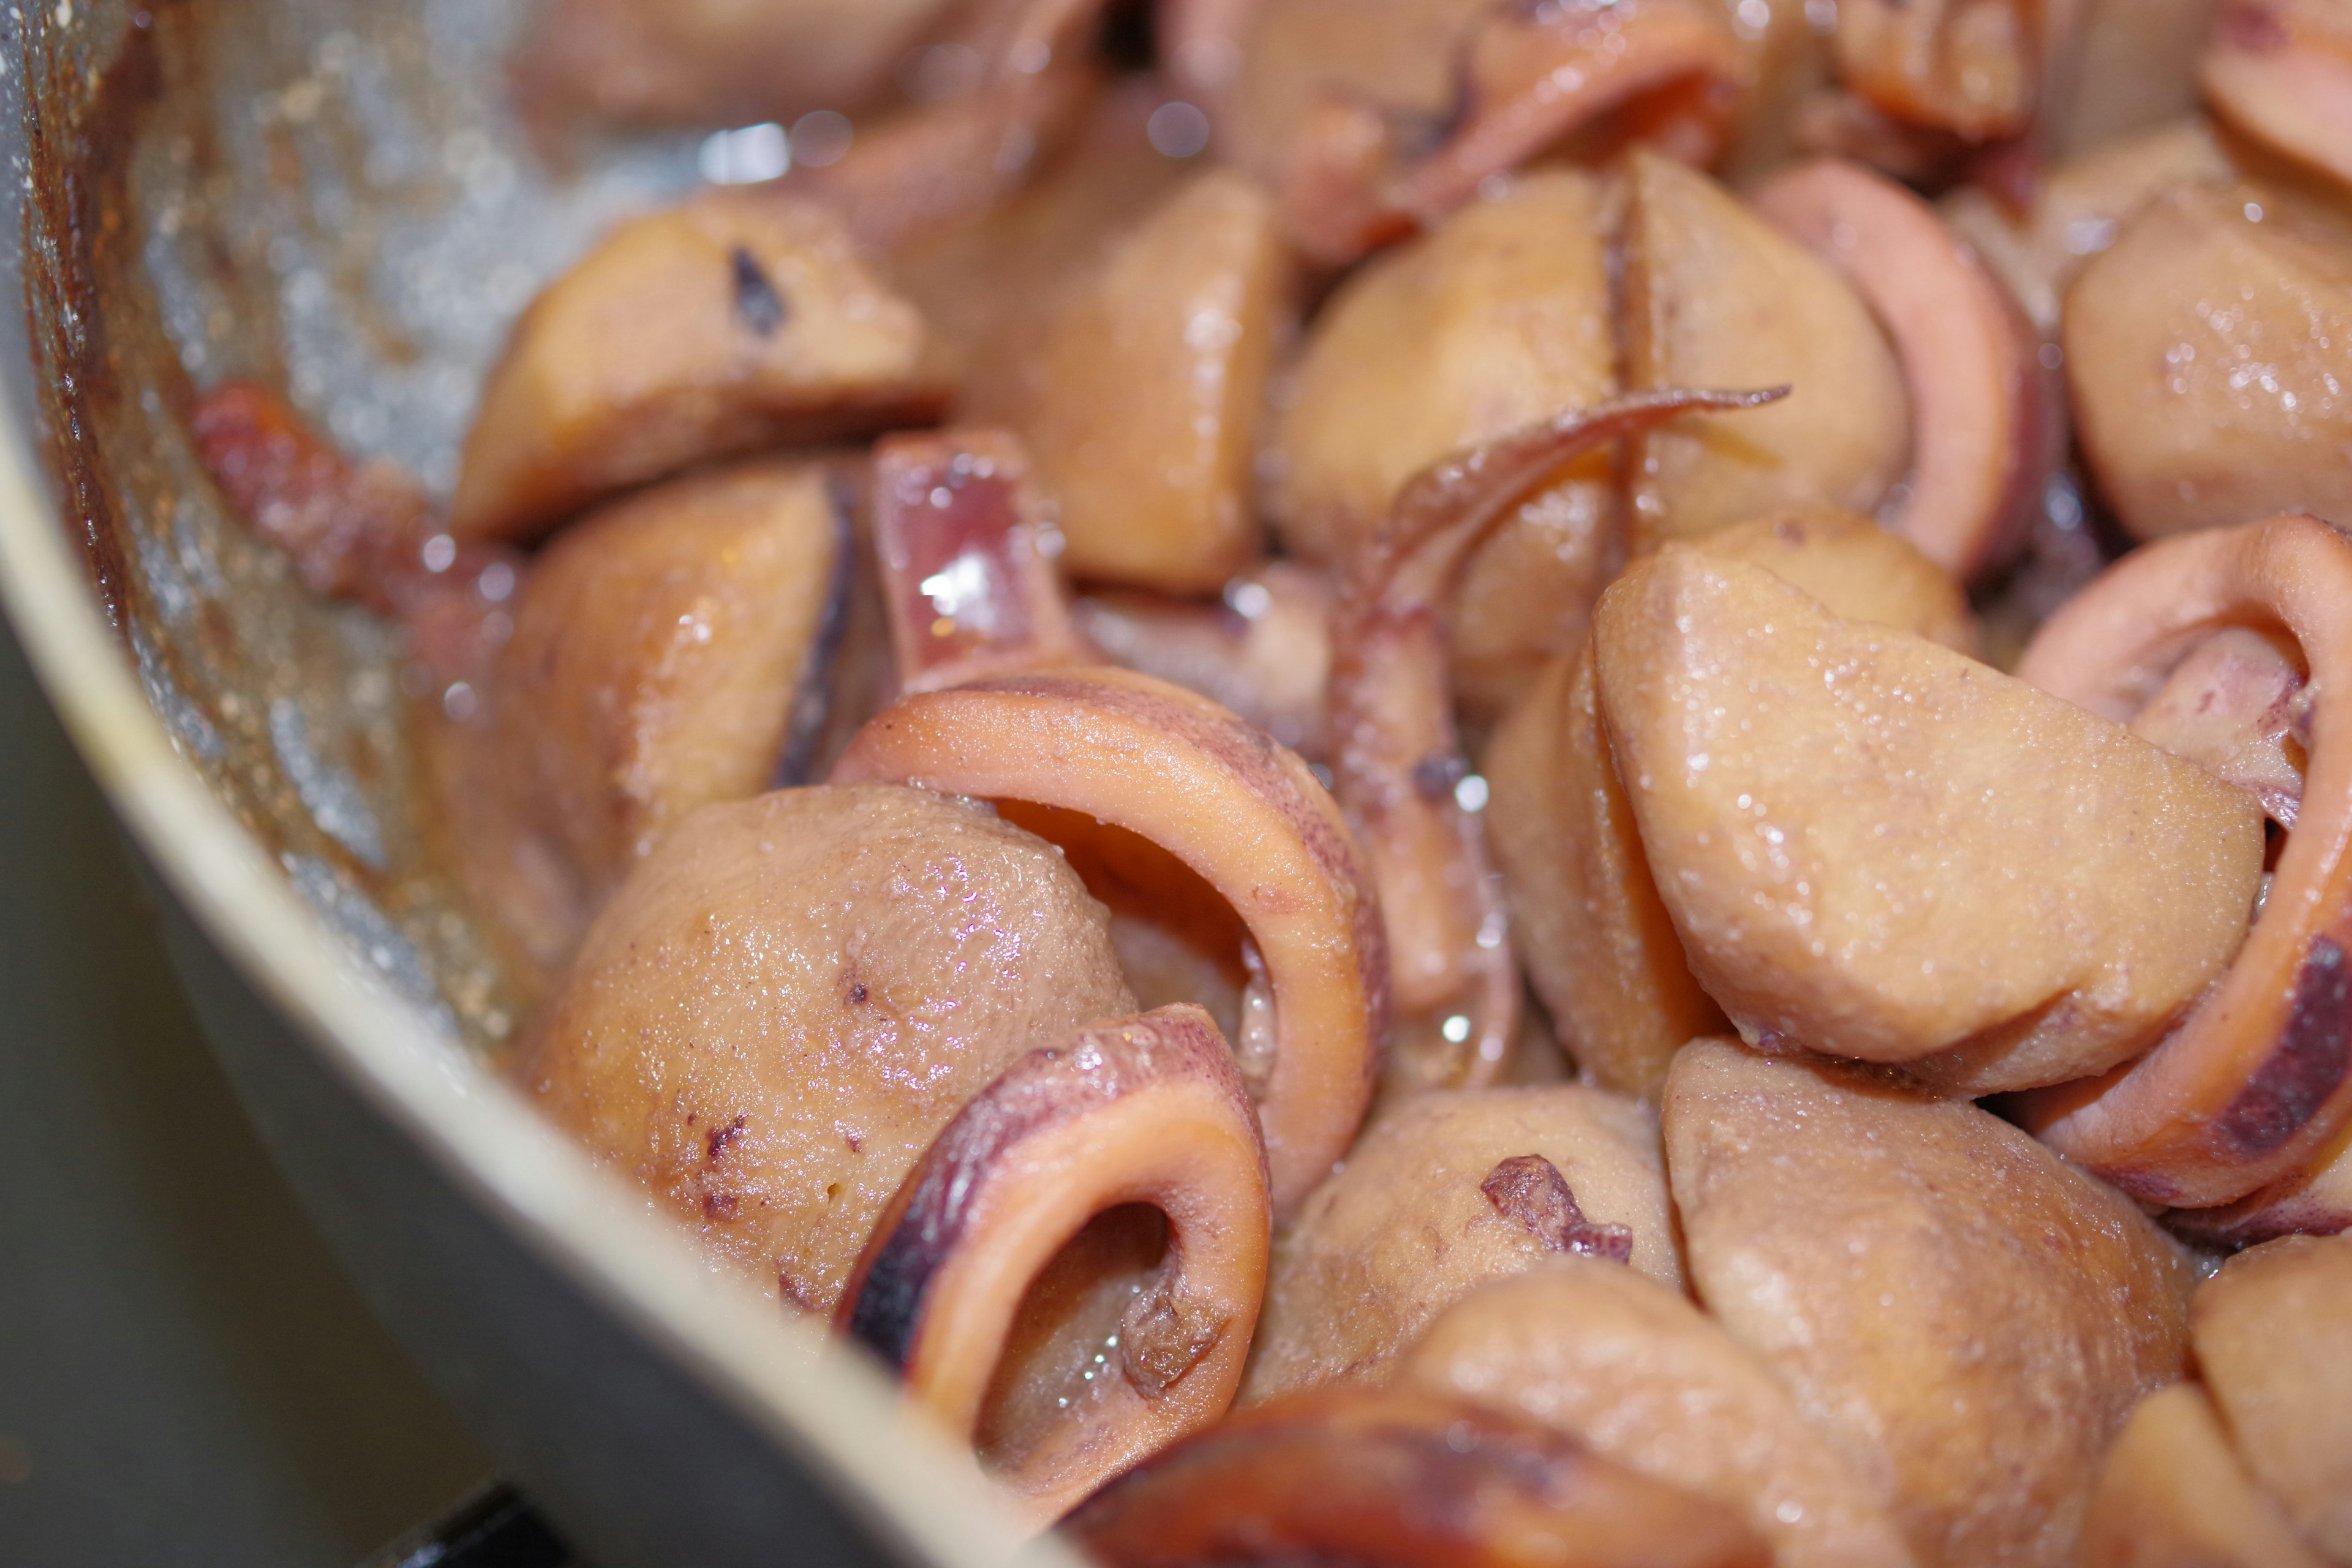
[1713,0,1837,187]
[777,0,1118,254]
[1486,507,1975,1101]
[1064,1385,1773,1568]
[1265,170,1620,719]
[488,459,850,905]
[1265,0,1746,265]
[2078,1383,2326,1568]
[1665,1039,2197,1568]
[1242,1085,1678,1403]
[1074,564,1333,759]
[1832,0,2051,143]
[189,382,520,696]
[2128,625,2311,827]
[870,429,1090,695]
[841,1005,1269,1520]
[830,666,1385,1213]
[1623,150,1911,549]
[2190,1234,2352,1561]
[2063,181,2352,543]
[513,0,956,133]
[2015,515,2352,1207]
[1003,172,1286,595]
[451,191,941,544]
[1751,159,2058,581]
[1331,388,1785,1090]
[2168,1118,2352,1247]
[1595,550,2265,1095]
[1398,1262,1920,1568]
[2203,0,2352,194]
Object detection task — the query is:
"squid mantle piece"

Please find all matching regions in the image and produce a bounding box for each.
[870,429,1090,695]
[845,428,1385,1212]
[1751,158,2059,583]
[1064,1385,1771,1568]
[189,382,519,701]
[842,1005,1268,1521]
[2201,0,2352,194]
[2017,514,2352,1208]
[834,666,1385,1214]
[1275,0,1745,266]
[525,788,1270,1518]
[1328,387,1785,1090]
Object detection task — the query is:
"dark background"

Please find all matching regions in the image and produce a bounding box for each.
[0,606,494,1566]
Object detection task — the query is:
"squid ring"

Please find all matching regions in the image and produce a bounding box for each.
[1751,158,2058,583]
[832,666,1386,1212]
[2016,513,2352,1208]
[842,1005,1270,1521]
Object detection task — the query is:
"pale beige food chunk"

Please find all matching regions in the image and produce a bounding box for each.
[2065,181,2352,541]
[1264,169,1617,714]
[1593,551,2264,1093]
[2193,1234,2352,1562]
[1942,118,2233,337]
[497,458,844,903]
[1242,1085,1677,1401]
[1623,149,1909,548]
[522,785,1134,1314]
[1487,510,1975,1100]
[454,192,937,541]
[1400,1261,1919,1568]
[1665,1039,2198,1568]
[1008,172,1285,595]
[2078,1382,2323,1568]
[1486,650,1725,1102]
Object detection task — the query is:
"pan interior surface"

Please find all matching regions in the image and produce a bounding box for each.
[0,4,1060,1564]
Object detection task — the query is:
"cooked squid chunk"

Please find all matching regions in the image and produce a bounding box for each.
[2203,0,2352,194]
[2078,1383,2326,1568]
[1332,390,1782,1088]
[1488,507,1975,1101]
[1008,172,1285,596]
[453,192,940,543]
[870,429,1090,695]
[1831,0,2040,142]
[1074,563,1333,759]
[1249,0,1743,265]
[1399,1262,1919,1568]
[494,458,848,903]
[521,784,1134,1314]
[2128,625,2310,827]
[1751,158,2056,581]
[831,667,1385,1212]
[841,1005,1269,1520]
[1595,550,2263,1094]
[1242,1085,1677,1403]
[1665,1039,2196,1568]
[2169,1119,2352,1248]
[2016,515,2352,1207]
[516,0,956,131]
[1065,1385,1771,1568]
[1624,150,1911,548]
[2191,1234,2352,1561]
[2064,181,2352,542]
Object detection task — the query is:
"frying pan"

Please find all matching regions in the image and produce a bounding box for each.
[0,5,1079,1564]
